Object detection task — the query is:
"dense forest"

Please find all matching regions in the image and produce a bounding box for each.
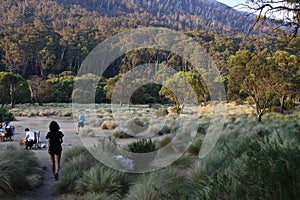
[0,0,299,121]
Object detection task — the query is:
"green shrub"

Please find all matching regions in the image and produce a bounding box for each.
[128,139,156,153]
[0,107,15,122]
[284,99,295,111]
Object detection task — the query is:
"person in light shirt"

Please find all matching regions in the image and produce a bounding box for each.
[23,128,35,149]
[77,111,85,134]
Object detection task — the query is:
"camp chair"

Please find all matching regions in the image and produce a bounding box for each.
[32,131,41,150]
[4,125,14,141]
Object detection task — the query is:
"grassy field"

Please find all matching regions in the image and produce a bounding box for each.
[2,103,300,199]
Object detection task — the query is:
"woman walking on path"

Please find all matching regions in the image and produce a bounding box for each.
[46,121,64,181]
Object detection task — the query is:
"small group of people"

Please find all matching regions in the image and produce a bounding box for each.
[21,112,85,181]
[0,121,14,142]
[23,121,64,181]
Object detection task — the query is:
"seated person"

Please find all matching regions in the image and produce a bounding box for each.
[23,128,35,149]
[0,124,5,142]
[4,125,13,138]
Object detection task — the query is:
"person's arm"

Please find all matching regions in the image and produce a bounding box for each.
[23,134,29,142]
[60,132,64,144]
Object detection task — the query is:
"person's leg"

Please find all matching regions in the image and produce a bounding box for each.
[49,154,56,178]
[28,140,34,149]
[77,123,80,134]
[54,153,61,180]
[24,140,29,149]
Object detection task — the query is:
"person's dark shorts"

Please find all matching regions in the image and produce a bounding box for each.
[49,150,62,155]
[48,146,62,155]
[27,139,35,148]
[78,122,84,128]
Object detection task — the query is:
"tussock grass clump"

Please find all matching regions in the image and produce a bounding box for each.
[113,128,133,139]
[100,120,118,130]
[79,128,95,137]
[157,136,172,148]
[75,164,124,195]
[0,145,40,198]
[125,168,188,200]
[188,131,300,200]
[186,137,203,156]
[53,147,98,194]
[75,192,121,200]
[54,145,128,198]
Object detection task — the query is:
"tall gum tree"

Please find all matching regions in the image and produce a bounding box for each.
[228,50,274,122]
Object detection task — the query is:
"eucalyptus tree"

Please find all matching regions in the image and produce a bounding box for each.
[228,50,274,122]
[0,72,30,108]
[159,71,208,114]
[266,50,300,113]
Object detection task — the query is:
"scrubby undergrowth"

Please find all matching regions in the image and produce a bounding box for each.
[0,145,42,198]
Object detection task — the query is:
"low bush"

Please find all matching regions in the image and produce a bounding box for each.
[128,139,156,153]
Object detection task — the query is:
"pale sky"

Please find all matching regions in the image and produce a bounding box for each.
[217,0,246,9]
[217,0,285,19]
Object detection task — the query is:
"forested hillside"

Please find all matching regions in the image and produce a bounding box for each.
[0,0,299,119]
[55,0,255,33]
[0,0,255,78]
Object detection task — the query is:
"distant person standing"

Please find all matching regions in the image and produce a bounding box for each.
[77,112,85,134]
[46,121,64,181]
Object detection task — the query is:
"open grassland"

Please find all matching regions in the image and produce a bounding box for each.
[1,102,300,199]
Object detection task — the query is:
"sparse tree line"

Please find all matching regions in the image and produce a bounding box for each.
[0,41,299,123]
[0,0,300,123]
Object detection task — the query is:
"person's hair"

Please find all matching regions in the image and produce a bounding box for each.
[25,128,29,131]
[49,121,60,132]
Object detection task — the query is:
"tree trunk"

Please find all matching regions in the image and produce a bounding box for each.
[279,95,285,114]
[257,113,262,123]
[10,85,15,108]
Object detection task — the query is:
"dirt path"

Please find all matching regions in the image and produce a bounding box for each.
[7,116,137,200]
[9,116,82,200]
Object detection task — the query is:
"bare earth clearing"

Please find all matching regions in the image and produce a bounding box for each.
[3,116,93,200]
